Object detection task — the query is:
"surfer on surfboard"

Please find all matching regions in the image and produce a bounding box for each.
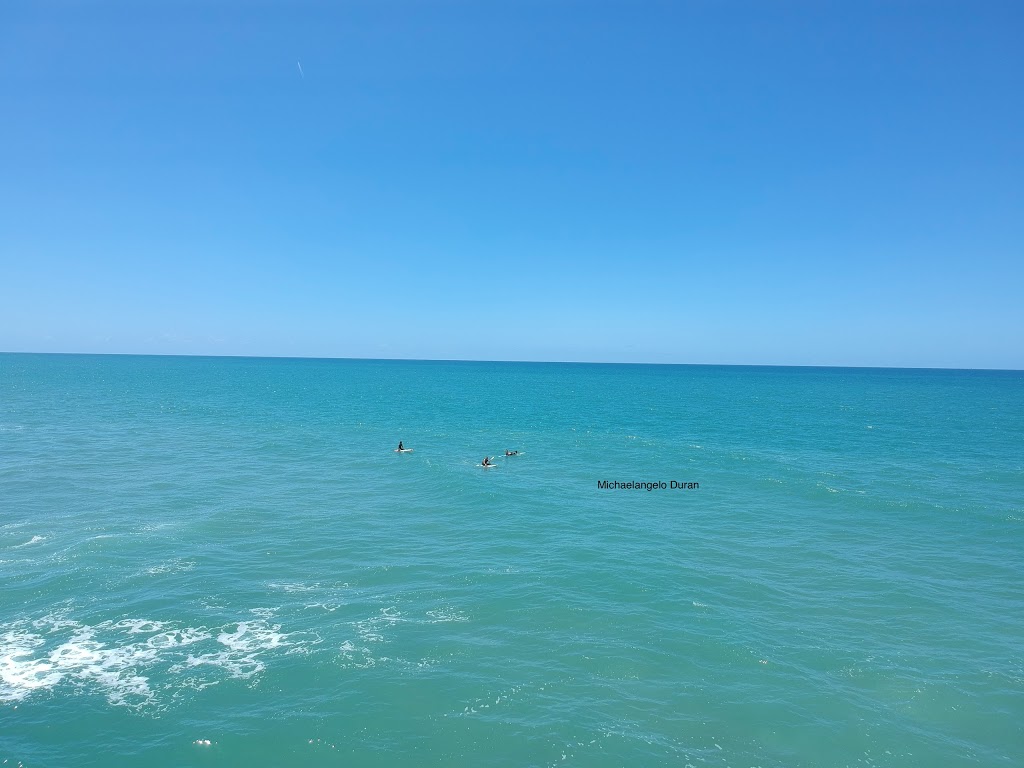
[482,456,493,467]
[504,450,518,456]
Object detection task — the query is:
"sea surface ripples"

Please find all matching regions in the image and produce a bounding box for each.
[1,355,1022,767]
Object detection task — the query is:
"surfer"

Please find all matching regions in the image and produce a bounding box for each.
[482,456,492,467]
[398,441,404,451]
[504,450,518,456]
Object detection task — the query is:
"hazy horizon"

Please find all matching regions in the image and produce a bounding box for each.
[2,350,1021,373]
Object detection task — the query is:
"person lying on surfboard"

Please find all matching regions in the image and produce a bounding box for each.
[504,450,518,456]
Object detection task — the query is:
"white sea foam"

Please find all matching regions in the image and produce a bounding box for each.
[39,625,158,706]
[146,628,211,649]
[336,607,410,668]
[268,582,318,593]
[219,621,288,653]
[352,606,403,644]
[337,640,387,669]
[112,619,169,634]
[425,607,469,623]
[178,624,281,677]
[144,559,196,575]
[0,613,309,708]
[176,649,267,679]
[304,602,343,612]
[175,618,320,677]
[12,536,45,549]
[0,630,63,701]
[138,522,177,533]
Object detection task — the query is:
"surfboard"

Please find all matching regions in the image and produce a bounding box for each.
[394,449,414,453]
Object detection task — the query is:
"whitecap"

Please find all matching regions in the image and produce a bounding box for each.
[12,535,45,549]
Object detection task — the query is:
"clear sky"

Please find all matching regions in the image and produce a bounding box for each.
[1,1,1021,368]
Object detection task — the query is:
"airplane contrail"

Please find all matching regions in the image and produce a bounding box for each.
[297,61,304,79]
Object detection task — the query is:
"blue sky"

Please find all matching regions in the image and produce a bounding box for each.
[1,1,1021,367]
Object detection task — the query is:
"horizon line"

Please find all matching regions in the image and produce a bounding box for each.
[1,350,1021,373]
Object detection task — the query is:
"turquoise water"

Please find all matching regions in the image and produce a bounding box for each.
[1,354,1022,767]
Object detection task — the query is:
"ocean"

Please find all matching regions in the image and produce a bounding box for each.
[1,354,1021,767]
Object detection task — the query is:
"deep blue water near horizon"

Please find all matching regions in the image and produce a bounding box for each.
[1,353,1022,767]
